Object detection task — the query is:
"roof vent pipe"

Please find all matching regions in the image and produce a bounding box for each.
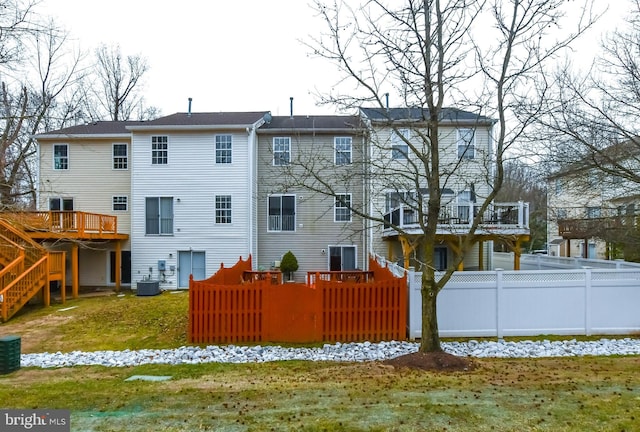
[290,97,294,119]
[385,93,389,111]
[188,98,192,117]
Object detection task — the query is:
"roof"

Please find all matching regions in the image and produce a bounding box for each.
[360,107,495,124]
[548,137,640,180]
[35,121,145,138]
[127,112,270,130]
[258,115,364,133]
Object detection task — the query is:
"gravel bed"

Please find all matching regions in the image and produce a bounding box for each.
[19,338,640,368]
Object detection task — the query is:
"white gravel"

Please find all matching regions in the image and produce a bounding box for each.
[19,338,640,368]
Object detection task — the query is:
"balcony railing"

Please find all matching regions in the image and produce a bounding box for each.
[383,201,529,233]
[4,211,119,236]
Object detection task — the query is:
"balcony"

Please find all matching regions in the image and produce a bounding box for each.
[2,211,128,241]
[382,201,530,237]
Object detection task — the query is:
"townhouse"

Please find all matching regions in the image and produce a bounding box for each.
[27,106,530,291]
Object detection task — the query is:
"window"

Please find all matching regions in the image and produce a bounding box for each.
[457,128,475,159]
[53,144,69,170]
[555,179,563,195]
[586,207,601,219]
[215,195,232,224]
[385,191,417,212]
[215,135,232,164]
[145,197,173,235]
[587,171,599,188]
[335,194,352,222]
[556,208,567,220]
[329,246,357,271]
[151,136,168,165]
[113,144,128,170]
[391,129,409,160]
[49,197,73,211]
[268,195,295,231]
[112,196,128,211]
[335,137,352,165]
[273,137,291,166]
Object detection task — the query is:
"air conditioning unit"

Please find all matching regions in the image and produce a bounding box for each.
[136,280,160,296]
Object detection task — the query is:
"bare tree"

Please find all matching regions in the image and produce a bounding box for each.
[81,43,157,121]
[0,5,83,208]
[285,0,597,352]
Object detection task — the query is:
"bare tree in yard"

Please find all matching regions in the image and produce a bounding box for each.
[533,0,640,258]
[284,0,597,353]
[81,44,157,121]
[0,6,83,208]
[495,160,547,251]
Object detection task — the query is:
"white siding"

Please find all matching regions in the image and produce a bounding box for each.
[131,131,253,289]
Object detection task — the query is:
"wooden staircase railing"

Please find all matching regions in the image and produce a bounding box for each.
[0,220,64,322]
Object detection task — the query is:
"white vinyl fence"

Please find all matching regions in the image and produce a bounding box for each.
[406,268,640,339]
[493,252,640,271]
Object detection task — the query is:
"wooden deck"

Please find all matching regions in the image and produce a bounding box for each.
[3,211,128,241]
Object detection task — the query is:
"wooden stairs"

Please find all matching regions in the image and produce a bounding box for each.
[0,219,65,322]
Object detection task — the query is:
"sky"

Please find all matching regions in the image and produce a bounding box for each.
[35,0,630,118]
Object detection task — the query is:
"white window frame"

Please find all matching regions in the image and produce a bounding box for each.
[53,144,69,170]
[112,195,128,212]
[145,196,173,235]
[334,193,352,222]
[268,194,296,232]
[334,137,352,165]
[151,136,168,165]
[112,143,128,170]
[391,129,409,160]
[328,245,358,271]
[457,128,476,159]
[215,135,232,164]
[273,137,291,166]
[215,195,232,224]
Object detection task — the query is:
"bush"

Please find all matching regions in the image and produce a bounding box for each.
[280,251,299,280]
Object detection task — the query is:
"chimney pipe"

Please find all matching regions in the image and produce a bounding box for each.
[290,97,294,119]
[188,98,192,117]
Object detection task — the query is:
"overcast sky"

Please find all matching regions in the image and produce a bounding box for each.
[36,0,629,118]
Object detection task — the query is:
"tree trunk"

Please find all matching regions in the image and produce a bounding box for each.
[419,270,441,352]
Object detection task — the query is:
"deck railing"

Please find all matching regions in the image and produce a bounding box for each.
[3,211,118,235]
[383,201,529,231]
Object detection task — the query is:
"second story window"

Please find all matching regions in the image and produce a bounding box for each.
[53,144,69,170]
[113,144,128,170]
[273,137,291,166]
[268,195,295,231]
[151,136,168,165]
[215,195,232,224]
[215,135,232,164]
[112,196,128,211]
[457,128,475,159]
[391,129,409,160]
[145,196,173,235]
[335,194,352,222]
[335,137,352,165]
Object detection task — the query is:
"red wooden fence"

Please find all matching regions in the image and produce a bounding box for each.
[188,256,407,344]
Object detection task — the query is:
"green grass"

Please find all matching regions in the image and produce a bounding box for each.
[1,291,640,431]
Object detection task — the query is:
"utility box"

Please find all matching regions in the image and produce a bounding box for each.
[158,260,166,271]
[0,335,21,374]
[136,280,161,296]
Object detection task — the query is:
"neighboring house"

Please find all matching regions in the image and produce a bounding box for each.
[256,114,366,280]
[547,139,640,260]
[35,121,141,289]
[127,112,269,289]
[360,107,530,270]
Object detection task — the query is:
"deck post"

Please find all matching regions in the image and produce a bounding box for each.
[72,243,79,298]
[115,241,122,293]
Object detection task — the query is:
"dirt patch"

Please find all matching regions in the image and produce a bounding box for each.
[383,351,474,372]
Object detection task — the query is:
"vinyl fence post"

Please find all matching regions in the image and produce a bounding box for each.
[495,268,504,340]
[583,267,592,336]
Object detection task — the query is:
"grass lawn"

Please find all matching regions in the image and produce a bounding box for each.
[1,291,639,431]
